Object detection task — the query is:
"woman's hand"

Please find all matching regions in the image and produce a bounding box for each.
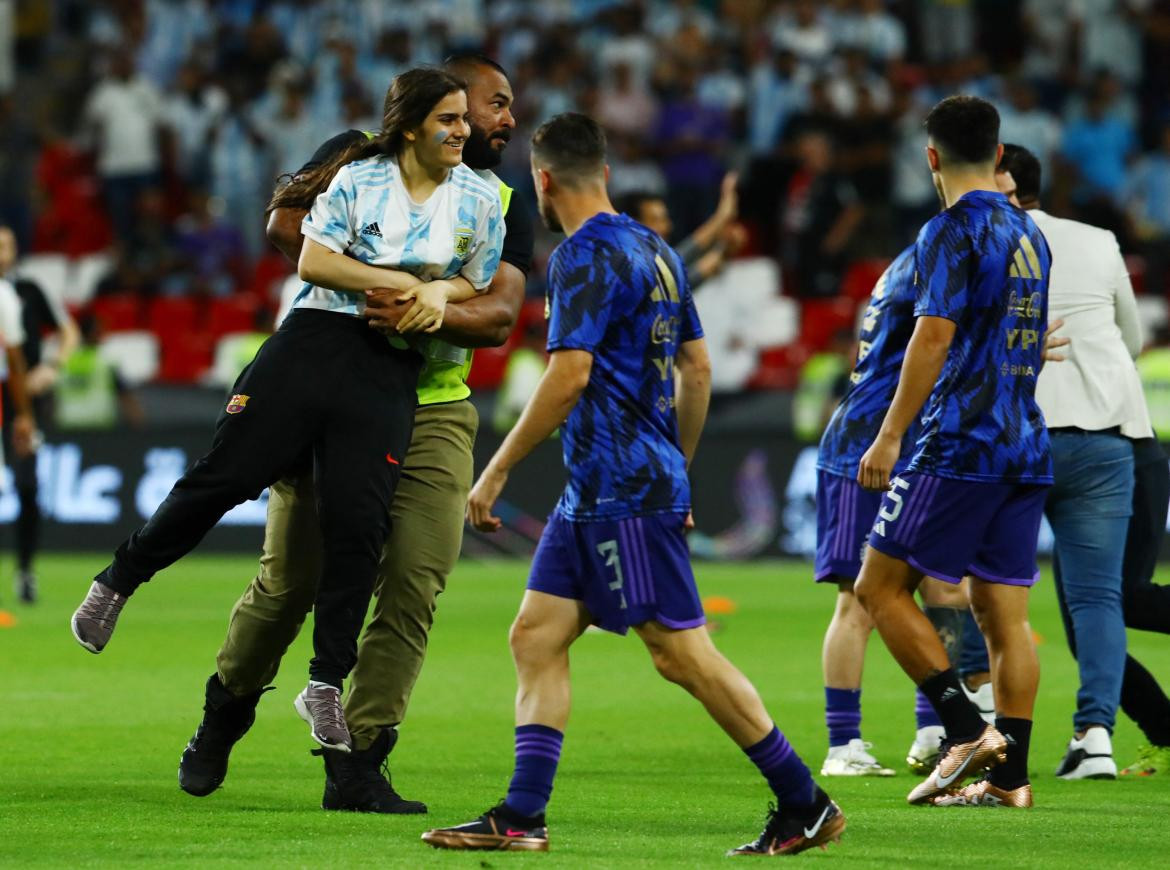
[396,280,454,334]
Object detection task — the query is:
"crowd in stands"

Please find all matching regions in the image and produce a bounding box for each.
[4,0,1170,389]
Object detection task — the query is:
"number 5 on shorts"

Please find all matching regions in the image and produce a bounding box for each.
[596,540,628,610]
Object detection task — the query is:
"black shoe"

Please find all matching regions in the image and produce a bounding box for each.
[318,728,427,814]
[728,787,846,856]
[178,674,270,797]
[422,801,548,851]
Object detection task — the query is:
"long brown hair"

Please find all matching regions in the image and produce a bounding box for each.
[268,67,466,212]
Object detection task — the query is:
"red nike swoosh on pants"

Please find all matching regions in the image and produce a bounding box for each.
[386,453,399,465]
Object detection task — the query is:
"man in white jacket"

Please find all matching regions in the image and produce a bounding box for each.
[997,144,1149,780]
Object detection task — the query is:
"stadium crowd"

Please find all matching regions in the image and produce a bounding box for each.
[3,0,1170,387]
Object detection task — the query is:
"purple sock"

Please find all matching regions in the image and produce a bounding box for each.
[915,689,943,729]
[504,724,563,818]
[824,687,862,747]
[744,725,817,808]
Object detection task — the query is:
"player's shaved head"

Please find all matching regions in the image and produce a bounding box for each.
[531,112,607,188]
[925,95,1000,166]
[998,143,1042,206]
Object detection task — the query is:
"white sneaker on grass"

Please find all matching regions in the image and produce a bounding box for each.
[1055,726,1117,780]
[821,738,895,776]
[906,725,945,774]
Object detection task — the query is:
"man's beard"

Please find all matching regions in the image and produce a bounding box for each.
[539,197,562,233]
[462,126,507,169]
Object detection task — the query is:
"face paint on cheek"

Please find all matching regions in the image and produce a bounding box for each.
[434,131,448,144]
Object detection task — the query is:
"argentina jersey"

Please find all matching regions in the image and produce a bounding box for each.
[298,155,504,316]
[908,190,1053,484]
[818,245,919,479]
[546,213,704,521]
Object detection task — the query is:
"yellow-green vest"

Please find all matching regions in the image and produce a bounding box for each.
[57,347,118,430]
[793,352,848,443]
[1138,347,1170,440]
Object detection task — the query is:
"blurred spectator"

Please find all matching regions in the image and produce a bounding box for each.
[648,0,717,41]
[363,28,417,103]
[792,328,854,443]
[616,171,745,289]
[1061,77,1137,202]
[0,92,35,249]
[608,136,667,199]
[837,0,907,64]
[747,48,808,156]
[162,60,228,185]
[598,61,658,139]
[56,314,144,431]
[826,48,891,116]
[780,128,865,297]
[173,191,247,298]
[1071,0,1149,86]
[917,0,977,63]
[207,86,271,257]
[770,0,836,74]
[654,65,730,235]
[998,78,1063,186]
[890,86,939,244]
[260,77,332,177]
[598,4,655,88]
[1125,123,1170,295]
[82,47,164,245]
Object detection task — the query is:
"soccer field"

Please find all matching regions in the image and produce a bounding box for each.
[2,555,1168,867]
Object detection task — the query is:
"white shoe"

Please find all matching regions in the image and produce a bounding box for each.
[1055,726,1117,780]
[820,738,896,776]
[906,726,945,774]
[963,681,995,725]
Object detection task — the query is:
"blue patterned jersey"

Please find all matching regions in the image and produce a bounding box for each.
[546,213,704,521]
[817,245,920,479]
[908,190,1053,483]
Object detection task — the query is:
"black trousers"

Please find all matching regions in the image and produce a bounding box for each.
[1056,437,1170,745]
[99,309,421,687]
[1,391,49,573]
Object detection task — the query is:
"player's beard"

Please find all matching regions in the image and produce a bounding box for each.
[539,196,563,233]
[462,126,508,170]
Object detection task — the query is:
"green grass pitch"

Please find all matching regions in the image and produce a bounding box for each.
[2,555,1168,867]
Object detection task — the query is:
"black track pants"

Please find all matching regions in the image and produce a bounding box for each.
[98,309,421,687]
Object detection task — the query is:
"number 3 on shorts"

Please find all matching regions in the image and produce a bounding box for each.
[596,540,628,610]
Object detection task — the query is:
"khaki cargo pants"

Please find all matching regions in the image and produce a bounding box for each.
[215,400,477,750]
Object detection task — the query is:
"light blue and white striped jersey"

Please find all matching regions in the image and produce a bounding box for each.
[297,155,504,316]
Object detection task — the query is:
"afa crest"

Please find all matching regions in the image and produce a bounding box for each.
[454,227,473,258]
[226,394,250,414]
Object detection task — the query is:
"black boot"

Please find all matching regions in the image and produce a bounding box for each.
[319,728,427,814]
[178,674,270,796]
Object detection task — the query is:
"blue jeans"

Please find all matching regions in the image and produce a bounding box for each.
[1047,431,1134,733]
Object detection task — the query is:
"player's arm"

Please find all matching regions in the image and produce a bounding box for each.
[467,349,593,532]
[4,345,36,456]
[675,337,712,468]
[857,315,955,491]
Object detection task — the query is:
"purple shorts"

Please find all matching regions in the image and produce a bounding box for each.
[867,472,1049,586]
[815,470,884,583]
[527,511,706,635]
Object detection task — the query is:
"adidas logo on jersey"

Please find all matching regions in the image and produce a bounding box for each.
[1008,234,1044,280]
[361,222,383,238]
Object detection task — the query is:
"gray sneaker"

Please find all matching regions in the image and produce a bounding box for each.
[71,581,128,653]
[294,684,353,752]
